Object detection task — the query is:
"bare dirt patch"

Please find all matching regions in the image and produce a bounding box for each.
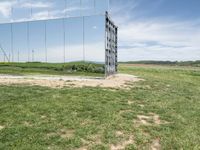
[0,74,141,89]
[151,139,161,150]
[134,113,168,126]
[76,147,88,150]
[47,129,75,139]
[139,104,145,108]
[78,134,103,150]
[128,100,134,105]
[136,115,152,126]
[115,131,124,137]
[23,121,33,127]
[110,135,134,150]
[41,115,47,119]
[59,129,74,139]
[119,109,133,115]
[0,125,5,130]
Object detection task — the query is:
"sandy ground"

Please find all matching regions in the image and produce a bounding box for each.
[0,74,141,89]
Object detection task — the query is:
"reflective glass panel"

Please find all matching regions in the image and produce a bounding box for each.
[13,22,29,62]
[95,0,109,14]
[0,23,12,62]
[29,20,46,62]
[81,0,95,16]
[65,17,83,62]
[46,18,64,62]
[84,15,105,63]
[67,0,81,17]
[31,0,52,21]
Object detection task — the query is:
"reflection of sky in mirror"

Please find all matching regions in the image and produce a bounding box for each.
[0,0,107,63]
[0,0,109,22]
[0,16,105,63]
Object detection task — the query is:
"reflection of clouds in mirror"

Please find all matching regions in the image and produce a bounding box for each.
[0,0,109,22]
[0,1,15,17]
[92,26,97,29]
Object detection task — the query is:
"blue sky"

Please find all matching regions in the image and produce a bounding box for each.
[110,0,200,61]
[0,0,199,62]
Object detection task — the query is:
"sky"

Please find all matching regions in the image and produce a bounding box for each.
[0,0,199,62]
[110,0,200,61]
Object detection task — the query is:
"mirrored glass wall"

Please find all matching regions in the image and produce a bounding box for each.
[0,15,105,63]
[0,0,118,76]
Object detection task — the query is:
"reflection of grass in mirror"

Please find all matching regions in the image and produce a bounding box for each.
[0,62,105,77]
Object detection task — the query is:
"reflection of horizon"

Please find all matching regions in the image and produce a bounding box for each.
[0,42,105,63]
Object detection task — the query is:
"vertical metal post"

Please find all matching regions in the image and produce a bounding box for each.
[45,20,47,62]
[94,0,96,14]
[8,53,10,62]
[83,16,85,61]
[63,18,66,63]
[64,0,67,17]
[32,49,34,62]
[11,23,13,62]
[31,4,33,20]
[27,0,32,62]
[108,0,110,12]
[104,13,107,77]
[10,3,13,62]
[18,50,19,62]
[80,0,82,16]
[27,22,30,62]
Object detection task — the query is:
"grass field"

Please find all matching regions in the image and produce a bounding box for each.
[0,62,105,77]
[0,64,200,149]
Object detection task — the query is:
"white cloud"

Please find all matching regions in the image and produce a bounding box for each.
[0,0,52,19]
[20,1,52,9]
[0,1,16,18]
[118,19,200,61]
[110,0,200,61]
[31,11,49,20]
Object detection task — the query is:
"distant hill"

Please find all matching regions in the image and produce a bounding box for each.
[120,60,200,67]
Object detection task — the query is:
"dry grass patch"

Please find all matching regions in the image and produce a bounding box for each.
[115,131,124,137]
[59,129,75,139]
[134,113,168,126]
[76,147,88,150]
[41,115,47,119]
[80,119,94,126]
[110,135,134,150]
[23,121,33,127]
[128,100,134,105]
[0,125,5,130]
[77,134,103,150]
[151,138,161,150]
[47,129,75,139]
[119,109,133,115]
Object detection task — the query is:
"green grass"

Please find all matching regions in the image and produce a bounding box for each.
[0,64,200,149]
[0,62,105,77]
[120,60,200,67]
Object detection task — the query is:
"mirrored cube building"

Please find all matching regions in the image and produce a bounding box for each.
[0,0,117,75]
